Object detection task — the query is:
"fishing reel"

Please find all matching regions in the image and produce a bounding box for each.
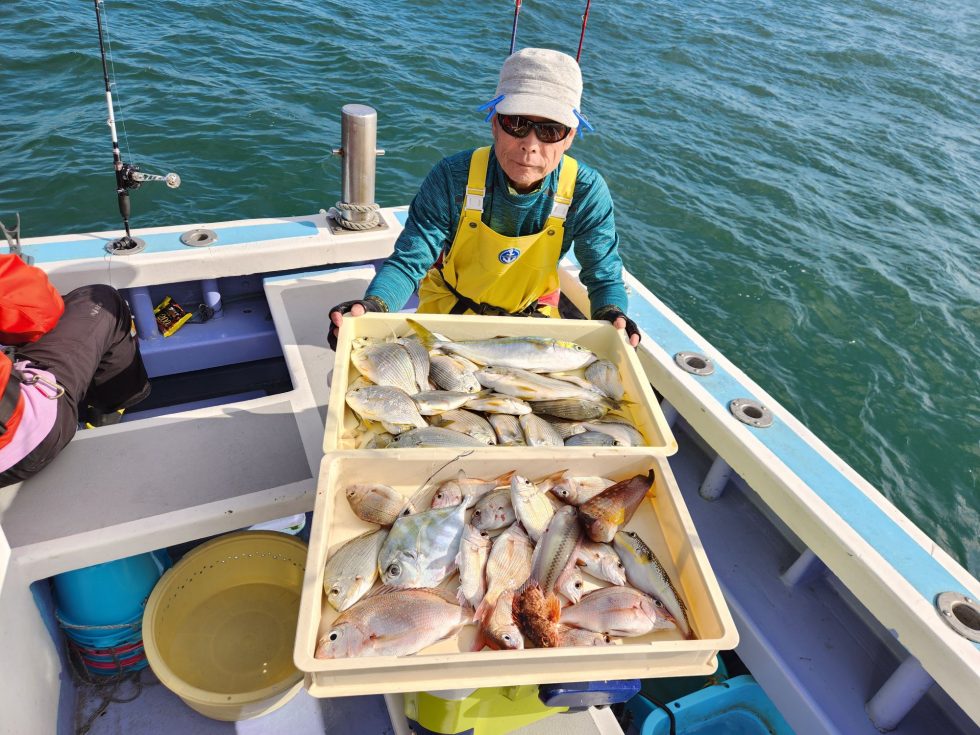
[118,162,181,192]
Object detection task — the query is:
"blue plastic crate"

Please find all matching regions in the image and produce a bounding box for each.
[627,675,795,735]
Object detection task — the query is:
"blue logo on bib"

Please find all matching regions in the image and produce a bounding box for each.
[498,248,520,264]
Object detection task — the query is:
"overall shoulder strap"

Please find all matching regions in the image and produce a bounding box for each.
[464,147,492,213]
[550,155,579,221]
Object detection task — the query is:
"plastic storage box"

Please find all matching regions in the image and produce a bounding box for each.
[294,451,737,698]
[324,312,676,454]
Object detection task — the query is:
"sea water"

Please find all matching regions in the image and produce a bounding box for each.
[0,0,976,575]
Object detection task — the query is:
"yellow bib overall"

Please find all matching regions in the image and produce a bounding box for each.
[417,146,578,318]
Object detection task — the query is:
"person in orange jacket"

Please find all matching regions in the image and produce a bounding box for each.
[0,255,150,487]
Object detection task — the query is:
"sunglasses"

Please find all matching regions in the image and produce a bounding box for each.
[496,114,572,144]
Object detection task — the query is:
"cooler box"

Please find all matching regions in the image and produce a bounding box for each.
[324,312,676,455]
[293,451,737,698]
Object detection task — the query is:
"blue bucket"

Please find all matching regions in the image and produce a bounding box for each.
[53,550,170,633]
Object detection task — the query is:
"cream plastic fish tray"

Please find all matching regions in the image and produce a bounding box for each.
[294,451,738,698]
[324,312,677,455]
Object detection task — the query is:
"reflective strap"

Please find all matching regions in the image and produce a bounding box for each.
[465,191,485,212]
[550,197,572,221]
[464,147,492,213]
[550,155,578,221]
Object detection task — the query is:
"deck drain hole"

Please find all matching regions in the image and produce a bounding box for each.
[936,592,980,642]
[674,351,715,376]
[729,398,773,428]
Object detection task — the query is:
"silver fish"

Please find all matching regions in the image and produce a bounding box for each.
[351,342,417,395]
[456,524,492,610]
[475,366,612,404]
[565,431,616,447]
[388,426,489,448]
[464,393,532,415]
[530,398,609,420]
[430,409,497,445]
[581,421,644,447]
[576,539,627,586]
[395,336,430,393]
[407,319,597,372]
[511,474,555,542]
[413,390,485,415]
[530,505,582,596]
[544,418,588,440]
[488,414,527,446]
[315,586,466,659]
[518,414,564,447]
[345,385,427,435]
[345,483,413,526]
[379,502,469,588]
[613,530,692,638]
[476,523,534,620]
[428,354,483,393]
[471,487,516,531]
[559,586,676,637]
[477,589,524,651]
[430,470,516,509]
[585,359,625,401]
[323,529,388,611]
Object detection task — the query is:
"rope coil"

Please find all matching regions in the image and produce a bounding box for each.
[323,201,381,231]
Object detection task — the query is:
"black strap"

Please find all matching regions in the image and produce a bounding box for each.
[436,263,544,318]
[1,348,24,436]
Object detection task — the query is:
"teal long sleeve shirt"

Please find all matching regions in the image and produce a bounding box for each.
[366,147,628,317]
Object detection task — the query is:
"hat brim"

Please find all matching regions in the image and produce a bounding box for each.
[495,94,578,129]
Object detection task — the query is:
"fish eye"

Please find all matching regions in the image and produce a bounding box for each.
[502,634,512,643]
[473,510,482,519]
[386,563,400,577]
[329,631,340,641]
[329,586,340,596]
[617,562,624,569]
[435,491,444,500]
[480,531,490,538]
[574,581,584,589]
[654,599,665,608]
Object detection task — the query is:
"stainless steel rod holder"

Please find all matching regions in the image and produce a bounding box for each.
[333,104,384,224]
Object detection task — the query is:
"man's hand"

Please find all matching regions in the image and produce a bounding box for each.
[612,315,641,348]
[594,306,641,348]
[328,298,381,350]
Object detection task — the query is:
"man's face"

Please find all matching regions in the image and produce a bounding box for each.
[491,115,576,193]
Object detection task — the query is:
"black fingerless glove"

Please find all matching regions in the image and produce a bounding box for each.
[328,297,385,350]
[593,305,641,345]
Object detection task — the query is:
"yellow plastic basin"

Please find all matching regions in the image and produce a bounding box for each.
[143,531,307,721]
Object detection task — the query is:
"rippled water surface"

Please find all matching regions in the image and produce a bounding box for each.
[1,0,977,574]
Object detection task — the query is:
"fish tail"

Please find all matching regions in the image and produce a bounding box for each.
[406,318,438,351]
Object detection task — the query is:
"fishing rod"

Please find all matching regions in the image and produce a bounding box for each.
[509,0,523,55]
[576,0,592,62]
[93,0,180,253]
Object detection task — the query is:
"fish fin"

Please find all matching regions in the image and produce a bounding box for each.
[470,627,489,652]
[428,415,449,429]
[406,318,438,351]
[428,585,464,606]
[546,593,562,623]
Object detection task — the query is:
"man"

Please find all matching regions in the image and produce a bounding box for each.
[0,254,150,487]
[329,47,640,348]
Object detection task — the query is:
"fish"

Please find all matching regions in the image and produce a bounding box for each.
[359,431,395,449]
[512,581,562,648]
[429,409,497,445]
[378,502,469,588]
[556,624,614,647]
[510,474,555,542]
[430,470,516,509]
[558,586,676,637]
[387,426,489,448]
[463,393,532,415]
[613,530,692,638]
[413,389,487,415]
[315,586,467,658]
[345,483,413,526]
[518,414,564,447]
[351,342,418,395]
[549,474,616,506]
[456,524,492,610]
[556,565,586,605]
[476,523,534,620]
[576,539,627,586]
[488,414,527,446]
[407,319,597,373]
[429,354,483,393]
[530,398,609,421]
[578,470,655,543]
[544,418,588,440]
[471,488,517,532]
[322,529,388,612]
[395,335,430,392]
[475,366,613,405]
[345,385,427,435]
[585,359,625,401]
[581,421,645,447]
[564,431,616,447]
[529,505,582,597]
[474,590,524,651]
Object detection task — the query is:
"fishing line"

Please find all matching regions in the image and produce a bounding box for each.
[509,0,523,55]
[408,450,477,510]
[98,0,132,162]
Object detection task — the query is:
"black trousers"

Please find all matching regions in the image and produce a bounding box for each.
[0,285,150,487]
